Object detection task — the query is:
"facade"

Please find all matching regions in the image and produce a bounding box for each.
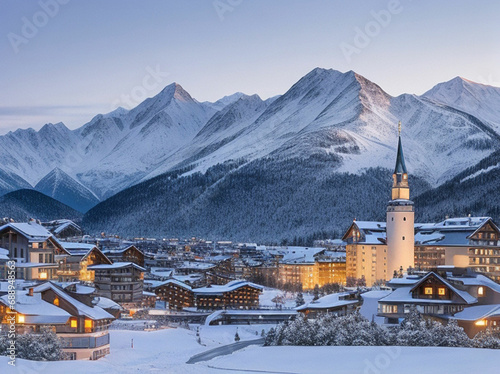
[343,221,387,286]
[194,280,263,310]
[277,247,346,290]
[88,262,145,308]
[41,220,83,239]
[378,268,500,337]
[152,279,263,311]
[0,282,115,360]
[0,222,70,281]
[102,245,145,267]
[58,242,112,282]
[153,279,194,310]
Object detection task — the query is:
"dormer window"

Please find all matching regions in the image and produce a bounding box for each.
[438,287,446,296]
[54,297,59,306]
[478,286,484,296]
[424,287,433,295]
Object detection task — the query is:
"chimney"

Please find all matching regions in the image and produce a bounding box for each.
[28,288,34,297]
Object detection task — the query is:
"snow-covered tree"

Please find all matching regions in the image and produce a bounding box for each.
[295,292,305,307]
[313,285,320,301]
[473,328,500,349]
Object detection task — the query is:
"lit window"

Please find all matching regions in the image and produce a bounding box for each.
[438,288,446,296]
[475,320,487,326]
[39,272,47,280]
[85,319,93,329]
[18,315,25,324]
[424,287,433,295]
[70,319,77,328]
[54,298,59,306]
[478,287,484,296]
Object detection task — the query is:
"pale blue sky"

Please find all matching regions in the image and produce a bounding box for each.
[0,0,499,133]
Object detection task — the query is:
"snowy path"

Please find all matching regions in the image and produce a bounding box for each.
[187,338,265,364]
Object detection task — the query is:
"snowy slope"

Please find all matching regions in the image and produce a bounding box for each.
[1,69,500,210]
[0,168,32,196]
[34,168,100,213]
[423,77,500,133]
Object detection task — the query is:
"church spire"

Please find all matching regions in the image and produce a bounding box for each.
[394,122,408,175]
[391,121,409,200]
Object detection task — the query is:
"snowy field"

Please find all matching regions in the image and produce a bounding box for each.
[1,327,499,374]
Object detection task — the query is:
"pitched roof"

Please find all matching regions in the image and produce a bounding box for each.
[194,280,263,295]
[0,292,70,324]
[296,292,358,311]
[452,304,500,321]
[409,272,477,304]
[87,262,146,272]
[33,282,114,320]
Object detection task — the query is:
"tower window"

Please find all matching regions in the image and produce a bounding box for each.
[391,217,394,221]
[403,217,406,221]
[402,236,405,240]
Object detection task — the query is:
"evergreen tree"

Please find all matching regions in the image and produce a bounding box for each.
[313,285,320,301]
[295,292,305,307]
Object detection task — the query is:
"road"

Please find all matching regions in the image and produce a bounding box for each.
[186,338,265,364]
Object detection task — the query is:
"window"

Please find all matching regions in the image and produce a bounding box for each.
[403,217,406,221]
[70,319,77,328]
[85,319,93,329]
[54,297,59,306]
[438,288,446,296]
[424,287,433,295]
[478,286,485,296]
[402,236,405,241]
[39,254,43,263]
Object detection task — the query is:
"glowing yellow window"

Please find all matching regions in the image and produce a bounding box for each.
[18,315,25,324]
[478,287,484,296]
[39,272,47,280]
[70,319,77,328]
[53,297,59,306]
[438,288,446,296]
[84,319,93,329]
[424,287,433,295]
[475,320,487,326]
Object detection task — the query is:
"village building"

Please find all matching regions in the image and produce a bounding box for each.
[88,262,146,309]
[41,220,83,239]
[0,221,70,281]
[57,242,112,282]
[296,291,360,318]
[0,281,115,360]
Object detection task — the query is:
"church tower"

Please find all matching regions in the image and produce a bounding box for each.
[386,121,414,279]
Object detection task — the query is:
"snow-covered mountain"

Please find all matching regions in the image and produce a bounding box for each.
[423,77,500,133]
[2,68,500,231]
[34,168,100,213]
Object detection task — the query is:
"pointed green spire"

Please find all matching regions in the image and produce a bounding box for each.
[394,121,408,174]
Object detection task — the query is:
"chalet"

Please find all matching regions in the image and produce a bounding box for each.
[0,282,115,360]
[58,242,112,282]
[296,291,360,318]
[88,262,145,308]
[42,220,83,239]
[0,221,70,281]
[152,279,194,310]
[379,268,500,337]
[151,279,263,311]
[194,280,263,310]
[102,245,145,267]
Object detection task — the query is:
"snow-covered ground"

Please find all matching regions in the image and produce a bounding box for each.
[1,327,499,374]
[259,287,313,308]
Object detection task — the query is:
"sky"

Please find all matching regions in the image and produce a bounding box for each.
[0,0,499,134]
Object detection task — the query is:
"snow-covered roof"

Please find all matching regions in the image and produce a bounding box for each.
[410,272,477,304]
[0,222,52,241]
[452,304,500,321]
[60,242,96,250]
[152,279,193,291]
[96,297,123,310]
[143,291,157,297]
[448,274,500,294]
[33,282,114,320]
[275,247,326,264]
[179,261,216,270]
[0,292,70,325]
[296,292,358,311]
[194,280,263,295]
[87,262,146,272]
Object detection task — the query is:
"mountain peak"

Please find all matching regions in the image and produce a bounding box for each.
[158,82,193,102]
